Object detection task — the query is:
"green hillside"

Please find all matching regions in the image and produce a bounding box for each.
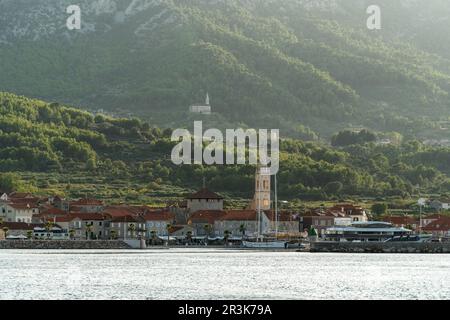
[1,0,450,138]
[1,92,450,204]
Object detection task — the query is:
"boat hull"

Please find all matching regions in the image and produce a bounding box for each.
[242,241,287,249]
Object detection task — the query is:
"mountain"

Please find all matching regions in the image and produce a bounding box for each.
[1,0,450,138]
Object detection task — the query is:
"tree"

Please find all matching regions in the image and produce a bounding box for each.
[166,223,172,246]
[85,223,94,240]
[203,224,212,244]
[323,181,343,196]
[45,221,54,239]
[150,230,157,245]
[69,229,76,240]
[224,230,231,246]
[239,224,247,238]
[26,230,33,240]
[0,173,21,193]
[371,203,388,216]
[186,231,193,245]
[2,227,9,238]
[128,224,136,239]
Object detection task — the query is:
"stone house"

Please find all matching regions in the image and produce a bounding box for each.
[186,188,224,213]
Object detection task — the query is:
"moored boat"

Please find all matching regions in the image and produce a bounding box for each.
[242,240,287,249]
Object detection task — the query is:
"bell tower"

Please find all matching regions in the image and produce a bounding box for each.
[250,166,271,211]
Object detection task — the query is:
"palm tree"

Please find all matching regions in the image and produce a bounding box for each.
[203,224,212,245]
[224,230,231,247]
[26,230,33,240]
[150,230,157,246]
[2,227,9,239]
[85,223,94,240]
[166,224,172,246]
[239,224,247,239]
[45,221,54,231]
[186,231,193,245]
[128,224,136,239]
[45,221,54,240]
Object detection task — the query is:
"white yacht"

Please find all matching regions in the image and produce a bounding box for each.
[324,221,412,242]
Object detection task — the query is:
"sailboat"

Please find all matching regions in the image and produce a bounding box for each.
[242,170,287,249]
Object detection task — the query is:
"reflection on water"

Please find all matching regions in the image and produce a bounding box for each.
[0,249,449,300]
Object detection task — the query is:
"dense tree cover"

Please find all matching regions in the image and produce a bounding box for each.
[1,93,450,201]
[0,172,35,193]
[371,203,388,216]
[1,0,450,138]
[331,130,377,147]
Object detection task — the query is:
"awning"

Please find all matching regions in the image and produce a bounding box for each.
[6,235,28,239]
[158,236,177,241]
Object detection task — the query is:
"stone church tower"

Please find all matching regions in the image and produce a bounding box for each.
[249,166,271,211]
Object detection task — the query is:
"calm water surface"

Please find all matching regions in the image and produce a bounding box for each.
[0,249,449,300]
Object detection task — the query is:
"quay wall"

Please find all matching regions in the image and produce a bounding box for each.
[310,241,450,253]
[0,240,131,250]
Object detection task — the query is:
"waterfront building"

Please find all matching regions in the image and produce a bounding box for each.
[422,214,446,228]
[300,210,351,237]
[66,213,106,240]
[264,211,301,237]
[188,210,226,236]
[328,204,369,222]
[69,198,104,213]
[422,216,450,237]
[0,202,39,223]
[51,195,70,212]
[214,210,269,238]
[186,188,224,212]
[324,221,412,242]
[109,215,146,240]
[144,211,176,237]
[382,215,419,232]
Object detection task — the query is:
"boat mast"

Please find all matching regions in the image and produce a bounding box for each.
[257,166,261,242]
[275,173,278,239]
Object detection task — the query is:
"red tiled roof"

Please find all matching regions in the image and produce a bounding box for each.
[221,210,258,221]
[8,203,38,210]
[423,217,450,232]
[9,197,40,204]
[66,213,105,221]
[189,210,226,224]
[329,204,365,215]
[143,211,176,221]
[8,192,34,199]
[424,214,445,220]
[111,215,143,223]
[383,216,418,225]
[187,188,223,200]
[43,216,73,223]
[40,207,66,215]
[103,206,143,217]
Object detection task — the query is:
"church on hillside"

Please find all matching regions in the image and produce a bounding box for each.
[189,93,212,115]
